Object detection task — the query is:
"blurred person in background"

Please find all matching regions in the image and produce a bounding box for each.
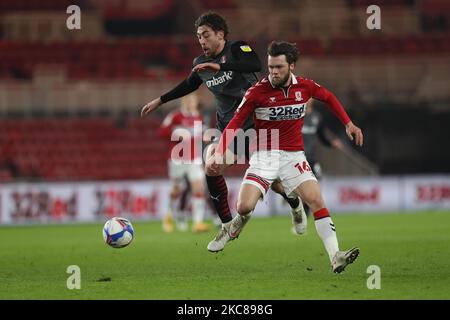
[159,93,210,233]
[142,12,306,252]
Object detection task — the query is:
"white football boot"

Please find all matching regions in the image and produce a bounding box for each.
[207,213,252,252]
[290,199,307,235]
[207,223,232,253]
[331,247,360,273]
[228,212,252,239]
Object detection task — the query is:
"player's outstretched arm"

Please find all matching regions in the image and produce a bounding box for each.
[141,73,202,117]
[345,121,363,147]
[141,97,162,117]
[308,80,363,147]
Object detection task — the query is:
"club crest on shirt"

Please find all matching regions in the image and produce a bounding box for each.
[220,55,226,63]
[295,91,302,101]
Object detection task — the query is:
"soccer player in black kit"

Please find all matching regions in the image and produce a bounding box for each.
[141,12,307,252]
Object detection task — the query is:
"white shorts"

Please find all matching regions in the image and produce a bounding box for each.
[243,150,317,197]
[168,160,204,182]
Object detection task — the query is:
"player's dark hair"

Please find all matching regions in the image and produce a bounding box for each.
[195,12,229,38]
[267,41,299,65]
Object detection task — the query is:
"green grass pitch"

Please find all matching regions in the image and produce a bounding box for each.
[1,211,449,300]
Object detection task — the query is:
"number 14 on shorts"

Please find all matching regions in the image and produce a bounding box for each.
[295,161,312,174]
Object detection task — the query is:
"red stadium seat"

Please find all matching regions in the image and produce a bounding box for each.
[0,116,174,181]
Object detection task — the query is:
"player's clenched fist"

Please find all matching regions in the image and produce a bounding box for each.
[141,97,162,117]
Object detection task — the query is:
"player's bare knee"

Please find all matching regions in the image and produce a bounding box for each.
[236,201,254,216]
[204,163,214,175]
[190,181,204,195]
[192,187,204,198]
[191,188,204,196]
[205,163,222,176]
[205,144,216,162]
[306,195,325,212]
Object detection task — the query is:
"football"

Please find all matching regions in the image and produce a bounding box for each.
[103,217,134,248]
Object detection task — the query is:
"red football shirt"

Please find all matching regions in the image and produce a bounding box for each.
[217,74,351,155]
[159,110,203,161]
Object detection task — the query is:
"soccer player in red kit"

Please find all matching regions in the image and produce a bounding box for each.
[212,41,363,273]
[159,93,209,233]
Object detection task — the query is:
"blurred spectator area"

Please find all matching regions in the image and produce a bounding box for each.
[0,0,449,114]
[0,116,168,182]
[1,53,448,115]
[0,115,248,182]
